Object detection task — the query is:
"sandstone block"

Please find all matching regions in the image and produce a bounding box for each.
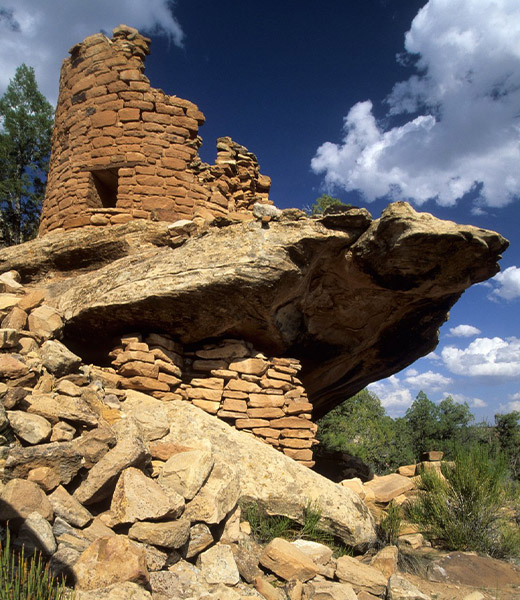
[159,448,214,500]
[335,555,387,596]
[120,376,170,392]
[2,306,28,330]
[364,473,415,503]
[0,293,20,311]
[27,466,61,492]
[387,574,430,600]
[397,533,425,550]
[247,407,285,419]
[18,288,45,311]
[120,390,170,441]
[0,354,28,379]
[113,350,155,365]
[226,378,262,393]
[157,371,181,386]
[0,270,22,291]
[74,418,150,505]
[0,478,53,521]
[72,424,116,468]
[16,511,57,555]
[397,464,417,477]
[7,410,52,444]
[269,417,315,429]
[186,523,213,558]
[222,398,247,412]
[49,485,93,527]
[291,539,333,566]
[184,460,240,524]
[283,448,313,461]
[25,393,98,426]
[119,360,159,378]
[28,304,63,338]
[0,328,21,349]
[248,394,286,408]
[304,581,358,600]
[4,441,83,484]
[73,535,149,591]
[228,357,268,375]
[149,440,193,461]
[235,418,270,429]
[186,387,223,401]
[73,582,152,600]
[255,576,285,600]
[51,421,76,442]
[285,401,313,415]
[251,427,281,439]
[370,544,398,579]
[91,110,117,127]
[128,517,190,549]
[55,379,83,396]
[110,467,179,525]
[260,537,319,582]
[41,340,82,376]
[198,543,240,585]
[119,107,140,121]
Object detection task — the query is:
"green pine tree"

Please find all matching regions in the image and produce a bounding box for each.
[0,64,54,246]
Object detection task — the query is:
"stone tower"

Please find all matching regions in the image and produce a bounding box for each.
[39,25,271,234]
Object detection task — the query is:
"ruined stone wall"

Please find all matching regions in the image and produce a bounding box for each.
[109,334,318,467]
[39,26,271,235]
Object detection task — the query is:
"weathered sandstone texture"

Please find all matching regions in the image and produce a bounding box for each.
[3,201,507,418]
[39,25,271,234]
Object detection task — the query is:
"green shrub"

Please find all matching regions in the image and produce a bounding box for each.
[242,500,351,557]
[407,445,520,557]
[379,501,402,545]
[0,526,71,600]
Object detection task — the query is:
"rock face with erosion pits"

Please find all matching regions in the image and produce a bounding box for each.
[2,201,507,418]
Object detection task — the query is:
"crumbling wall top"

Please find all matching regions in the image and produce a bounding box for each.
[39,26,271,235]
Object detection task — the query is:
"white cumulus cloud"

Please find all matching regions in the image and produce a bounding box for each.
[367,376,413,410]
[499,399,520,413]
[448,324,482,338]
[447,392,487,408]
[488,266,520,301]
[311,0,520,209]
[403,369,452,391]
[0,0,184,104]
[442,336,520,378]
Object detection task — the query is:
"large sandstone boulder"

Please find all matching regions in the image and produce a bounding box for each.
[0,203,506,417]
[157,400,376,547]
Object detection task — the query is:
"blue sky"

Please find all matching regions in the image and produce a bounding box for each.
[1,0,519,421]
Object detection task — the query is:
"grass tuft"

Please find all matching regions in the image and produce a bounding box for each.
[0,526,71,600]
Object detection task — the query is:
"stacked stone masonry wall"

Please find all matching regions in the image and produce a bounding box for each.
[39,25,271,235]
[109,334,317,467]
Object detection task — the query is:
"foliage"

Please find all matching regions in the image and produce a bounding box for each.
[379,501,402,545]
[317,389,414,474]
[0,64,54,246]
[244,502,294,544]
[406,445,520,558]
[495,411,520,480]
[308,193,351,215]
[405,392,474,458]
[242,501,351,556]
[0,526,70,599]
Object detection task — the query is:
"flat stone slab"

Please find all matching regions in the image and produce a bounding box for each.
[364,473,414,503]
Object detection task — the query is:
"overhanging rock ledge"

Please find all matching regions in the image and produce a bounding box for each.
[0,201,508,419]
